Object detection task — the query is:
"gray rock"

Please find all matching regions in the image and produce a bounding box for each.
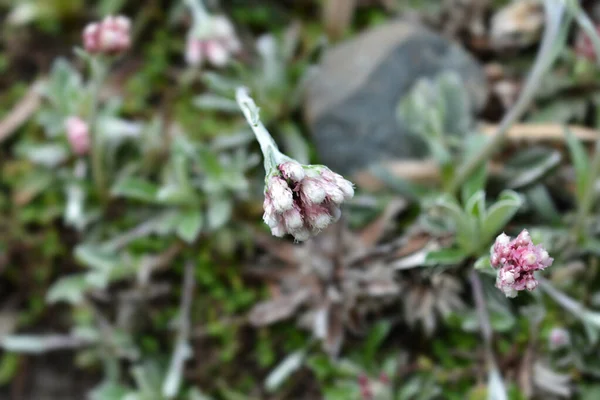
[303,20,488,177]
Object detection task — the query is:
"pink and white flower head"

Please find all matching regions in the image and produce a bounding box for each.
[548,327,570,350]
[65,116,90,156]
[262,160,354,241]
[185,15,241,68]
[490,229,553,298]
[83,15,131,55]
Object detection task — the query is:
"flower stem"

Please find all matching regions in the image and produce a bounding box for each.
[448,0,568,193]
[89,56,108,203]
[569,2,600,240]
[184,0,210,28]
[235,87,281,172]
[468,270,508,398]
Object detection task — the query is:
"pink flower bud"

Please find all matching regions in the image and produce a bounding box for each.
[301,178,326,204]
[490,229,553,298]
[270,222,286,238]
[185,36,204,66]
[267,176,294,212]
[185,15,240,68]
[291,227,310,242]
[83,15,131,55]
[304,204,332,230]
[379,373,390,385]
[262,197,280,228]
[549,327,570,350]
[205,40,230,67]
[279,161,305,182]
[283,207,304,230]
[65,116,90,156]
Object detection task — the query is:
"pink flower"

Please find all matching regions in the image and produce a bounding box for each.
[262,163,354,241]
[490,230,553,298]
[65,116,90,156]
[548,327,570,350]
[279,161,305,182]
[185,15,240,68]
[83,15,131,55]
[574,25,600,61]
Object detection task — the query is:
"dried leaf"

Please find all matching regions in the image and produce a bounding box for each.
[248,289,310,327]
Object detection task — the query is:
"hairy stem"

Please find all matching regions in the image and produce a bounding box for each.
[448,0,568,193]
[162,260,196,398]
[236,87,282,172]
[89,56,108,202]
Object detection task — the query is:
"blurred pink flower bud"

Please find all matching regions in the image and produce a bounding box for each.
[574,24,600,61]
[185,37,203,66]
[83,15,131,55]
[490,229,553,298]
[205,40,229,67]
[185,15,240,68]
[65,116,90,156]
[548,327,570,350]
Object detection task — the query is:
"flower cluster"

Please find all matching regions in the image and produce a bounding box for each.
[262,161,354,241]
[185,15,240,68]
[490,230,553,298]
[357,373,391,400]
[83,15,131,55]
[65,116,90,156]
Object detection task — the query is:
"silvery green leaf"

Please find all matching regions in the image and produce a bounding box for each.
[89,382,132,400]
[6,2,40,25]
[162,341,193,398]
[201,72,238,94]
[369,164,423,201]
[111,177,159,203]
[156,185,195,206]
[481,190,523,243]
[1,334,90,354]
[424,248,467,266]
[207,197,232,230]
[533,362,571,397]
[565,127,590,202]
[439,71,472,136]
[130,363,164,398]
[487,366,508,400]
[187,388,213,400]
[46,274,88,305]
[465,190,486,220]
[64,183,86,231]
[265,350,305,392]
[435,194,477,251]
[474,256,496,276]
[176,210,203,243]
[99,117,143,142]
[210,131,254,151]
[525,184,560,223]
[507,150,561,189]
[193,94,239,112]
[20,143,69,168]
[75,245,122,271]
[45,58,84,114]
